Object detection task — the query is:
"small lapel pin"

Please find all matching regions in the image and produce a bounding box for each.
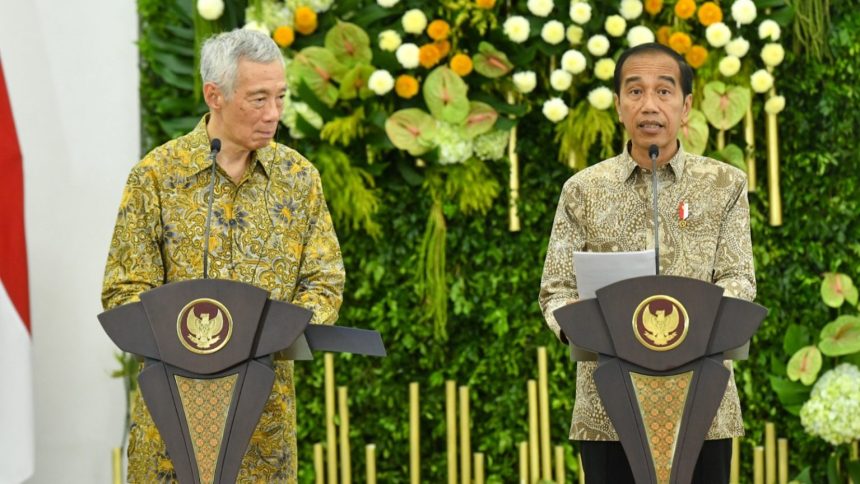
[678,200,690,228]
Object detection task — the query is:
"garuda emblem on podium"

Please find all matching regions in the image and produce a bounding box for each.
[632,295,689,351]
[177,298,233,354]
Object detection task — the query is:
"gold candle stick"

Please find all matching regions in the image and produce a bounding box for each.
[567,150,578,170]
[459,386,472,484]
[366,444,377,484]
[338,386,352,484]
[744,105,757,191]
[506,91,521,233]
[717,129,726,151]
[555,445,566,484]
[765,422,776,484]
[474,452,485,484]
[778,438,788,484]
[519,441,529,484]
[730,437,740,484]
[537,348,552,481]
[754,446,764,484]
[528,380,539,483]
[446,381,458,484]
[410,382,420,484]
[324,354,338,484]
[852,440,859,460]
[766,93,782,226]
[314,443,325,484]
[578,452,585,484]
[112,447,121,484]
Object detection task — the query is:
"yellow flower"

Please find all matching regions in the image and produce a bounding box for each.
[476,0,496,9]
[450,53,473,76]
[395,75,420,98]
[674,0,696,20]
[273,26,295,47]
[697,2,722,26]
[435,39,451,58]
[656,26,672,45]
[645,0,663,15]
[684,45,708,68]
[668,31,692,54]
[294,6,318,35]
[427,19,451,41]
[418,43,442,68]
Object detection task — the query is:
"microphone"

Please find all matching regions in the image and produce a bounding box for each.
[202,138,221,279]
[649,144,660,275]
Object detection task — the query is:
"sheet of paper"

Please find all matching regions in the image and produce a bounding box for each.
[574,249,657,299]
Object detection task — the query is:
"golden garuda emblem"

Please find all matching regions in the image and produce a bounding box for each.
[632,295,689,351]
[177,298,233,354]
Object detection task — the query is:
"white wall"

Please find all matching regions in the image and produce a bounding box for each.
[0,0,139,482]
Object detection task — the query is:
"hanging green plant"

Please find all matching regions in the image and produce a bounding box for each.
[313,144,381,237]
[555,100,616,170]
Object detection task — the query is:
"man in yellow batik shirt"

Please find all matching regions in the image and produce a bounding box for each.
[539,43,755,483]
[102,29,344,483]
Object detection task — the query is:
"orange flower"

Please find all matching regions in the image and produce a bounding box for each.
[395,75,420,99]
[434,39,451,58]
[684,45,708,68]
[273,26,295,47]
[419,43,442,68]
[450,53,473,76]
[696,2,723,26]
[668,31,692,54]
[645,0,663,15]
[427,19,451,41]
[294,6,318,35]
[476,0,496,8]
[674,0,696,20]
[656,26,672,45]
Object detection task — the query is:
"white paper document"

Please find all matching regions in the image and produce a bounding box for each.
[573,249,657,299]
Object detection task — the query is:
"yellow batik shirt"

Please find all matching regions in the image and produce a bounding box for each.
[102,116,345,482]
[539,143,756,441]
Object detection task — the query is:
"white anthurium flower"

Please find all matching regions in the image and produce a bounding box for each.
[761,43,785,67]
[765,95,786,114]
[504,16,531,43]
[627,25,654,47]
[731,0,757,26]
[725,37,750,58]
[587,35,610,56]
[243,21,270,35]
[594,58,616,80]
[567,25,584,45]
[543,97,570,122]
[377,0,399,7]
[396,43,421,69]
[705,22,732,48]
[605,15,627,37]
[588,86,614,110]
[368,70,395,95]
[561,49,587,74]
[528,0,554,17]
[513,71,538,94]
[378,30,402,52]
[620,0,643,20]
[569,1,593,25]
[542,20,566,45]
[402,9,428,34]
[197,0,224,20]
[718,55,741,77]
[550,69,573,91]
[758,19,781,41]
[750,69,774,93]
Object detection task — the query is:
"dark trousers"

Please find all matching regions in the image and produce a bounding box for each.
[580,439,732,484]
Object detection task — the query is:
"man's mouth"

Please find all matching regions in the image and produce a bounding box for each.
[638,121,664,133]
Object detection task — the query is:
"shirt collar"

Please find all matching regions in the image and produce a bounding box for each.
[618,140,687,183]
[177,114,275,179]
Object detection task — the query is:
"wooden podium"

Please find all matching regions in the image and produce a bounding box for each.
[99,279,385,484]
[554,275,766,484]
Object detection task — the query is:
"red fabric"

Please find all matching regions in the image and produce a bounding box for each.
[0,59,31,332]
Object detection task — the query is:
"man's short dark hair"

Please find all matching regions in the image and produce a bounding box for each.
[613,43,694,97]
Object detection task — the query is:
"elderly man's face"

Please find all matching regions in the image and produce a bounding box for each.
[615,51,692,163]
[218,58,286,151]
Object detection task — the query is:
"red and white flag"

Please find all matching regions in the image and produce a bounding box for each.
[0,59,35,484]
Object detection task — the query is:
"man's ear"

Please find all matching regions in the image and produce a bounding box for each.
[681,93,692,123]
[614,93,622,119]
[203,82,222,111]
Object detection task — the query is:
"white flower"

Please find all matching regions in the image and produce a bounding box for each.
[543,97,569,122]
[718,55,741,77]
[561,49,587,74]
[758,19,781,41]
[705,22,732,48]
[569,1,592,25]
[243,21,270,35]
[750,69,774,93]
[550,69,573,91]
[627,25,654,47]
[197,0,224,20]
[567,25,584,45]
[725,37,750,58]
[765,95,786,114]
[587,35,610,56]
[620,0,643,20]
[731,0,757,26]
[402,9,428,34]
[377,0,400,7]
[513,71,538,94]
[542,20,566,45]
[378,30,402,52]
[800,364,860,446]
[761,43,785,67]
[605,15,627,37]
[396,43,421,69]
[588,86,614,110]
[594,58,616,80]
[436,122,474,164]
[528,0,554,17]
[368,70,395,95]
[504,16,531,43]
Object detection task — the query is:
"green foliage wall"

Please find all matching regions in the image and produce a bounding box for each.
[136,0,860,481]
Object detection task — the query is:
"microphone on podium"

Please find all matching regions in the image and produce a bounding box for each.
[202,138,221,279]
[649,144,660,275]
